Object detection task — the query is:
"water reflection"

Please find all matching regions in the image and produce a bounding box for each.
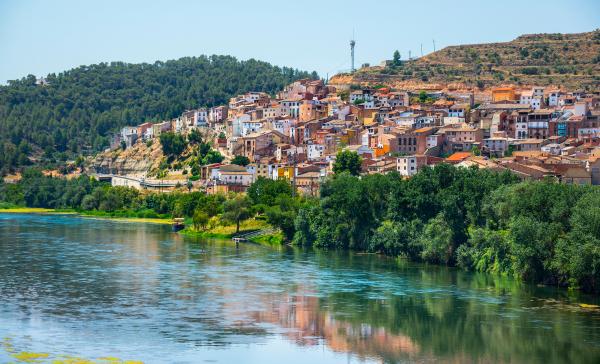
[1,214,600,364]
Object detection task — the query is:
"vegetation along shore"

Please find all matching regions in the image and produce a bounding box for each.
[1,162,599,293]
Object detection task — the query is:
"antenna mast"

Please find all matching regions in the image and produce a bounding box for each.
[433,39,436,52]
[350,30,356,73]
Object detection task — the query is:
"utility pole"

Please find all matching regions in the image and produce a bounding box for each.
[420,43,423,57]
[409,50,411,60]
[433,39,436,52]
[350,35,356,73]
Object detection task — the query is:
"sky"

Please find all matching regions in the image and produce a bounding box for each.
[0,0,598,84]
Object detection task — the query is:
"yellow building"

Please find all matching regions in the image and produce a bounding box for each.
[275,166,295,181]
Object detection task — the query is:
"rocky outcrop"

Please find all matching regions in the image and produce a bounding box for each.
[89,140,163,177]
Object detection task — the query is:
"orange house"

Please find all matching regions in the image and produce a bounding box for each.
[491,87,517,102]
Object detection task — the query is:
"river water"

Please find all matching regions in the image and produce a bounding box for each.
[1,213,599,363]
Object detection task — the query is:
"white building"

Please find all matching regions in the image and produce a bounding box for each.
[241,120,265,137]
[397,156,418,177]
[280,99,301,118]
[307,143,326,161]
[548,90,561,106]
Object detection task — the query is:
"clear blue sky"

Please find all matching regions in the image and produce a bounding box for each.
[0,0,598,84]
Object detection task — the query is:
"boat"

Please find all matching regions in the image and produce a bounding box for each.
[172,218,185,232]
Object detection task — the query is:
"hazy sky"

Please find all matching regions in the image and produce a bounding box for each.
[0,0,598,83]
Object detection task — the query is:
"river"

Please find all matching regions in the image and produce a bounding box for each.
[1,213,599,363]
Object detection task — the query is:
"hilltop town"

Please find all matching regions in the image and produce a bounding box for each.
[87,77,600,193]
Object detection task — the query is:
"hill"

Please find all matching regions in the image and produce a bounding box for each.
[0,55,317,174]
[330,30,600,91]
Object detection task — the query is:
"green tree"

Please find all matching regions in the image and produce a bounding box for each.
[419,213,454,265]
[247,177,293,206]
[333,150,362,176]
[192,209,209,231]
[160,132,187,156]
[222,195,252,233]
[0,55,316,172]
[392,50,401,67]
[231,155,250,166]
[188,129,203,144]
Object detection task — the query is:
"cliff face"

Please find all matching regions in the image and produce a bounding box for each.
[330,30,600,90]
[89,140,163,176]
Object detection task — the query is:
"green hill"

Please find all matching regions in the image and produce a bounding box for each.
[0,55,317,174]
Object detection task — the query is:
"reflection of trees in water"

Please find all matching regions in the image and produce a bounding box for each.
[3,218,600,364]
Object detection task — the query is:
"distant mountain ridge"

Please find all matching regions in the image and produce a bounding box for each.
[0,55,317,173]
[330,30,600,90]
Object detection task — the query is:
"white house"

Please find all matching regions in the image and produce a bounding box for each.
[241,120,265,137]
[548,90,561,106]
[280,99,301,118]
[307,143,326,161]
[397,156,418,177]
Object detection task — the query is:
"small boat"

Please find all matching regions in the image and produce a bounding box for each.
[172,218,185,232]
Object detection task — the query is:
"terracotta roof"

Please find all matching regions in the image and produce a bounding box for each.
[446,152,472,162]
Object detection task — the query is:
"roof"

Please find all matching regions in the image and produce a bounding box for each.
[219,164,248,172]
[446,152,472,162]
[296,171,321,178]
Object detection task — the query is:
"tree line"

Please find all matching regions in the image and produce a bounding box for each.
[290,163,600,293]
[0,55,317,174]
[1,162,599,293]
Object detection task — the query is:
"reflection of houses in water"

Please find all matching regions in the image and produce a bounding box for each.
[249,292,420,361]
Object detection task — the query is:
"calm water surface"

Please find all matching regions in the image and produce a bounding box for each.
[1,213,600,363]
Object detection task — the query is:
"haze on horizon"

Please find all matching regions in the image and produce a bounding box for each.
[0,0,598,84]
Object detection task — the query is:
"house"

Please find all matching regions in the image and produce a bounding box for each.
[491,87,517,102]
[307,142,326,161]
[152,121,171,137]
[137,123,153,140]
[209,106,228,123]
[280,99,302,118]
[397,155,418,177]
[214,164,254,185]
[438,124,483,153]
[484,137,511,157]
[448,104,468,118]
[295,171,322,196]
[120,126,138,148]
[445,152,473,164]
[527,110,552,139]
[558,166,591,185]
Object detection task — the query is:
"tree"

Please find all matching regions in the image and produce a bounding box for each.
[222,195,252,233]
[160,132,187,156]
[188,129,203,144]
[0,55,316,173]
[471,146,481,156]
[333,150,362,176]
[392,50,401,67]
[192,209,209,231]
[201,150,224,165]
[231,155,250,166]
[247,177,293,206]
[419,213,454,265]
[418,91,428,103]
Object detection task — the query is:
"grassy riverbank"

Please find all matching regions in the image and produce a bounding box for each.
[0,205,173,225]
[180,218,270,239]
[0,207,73,214]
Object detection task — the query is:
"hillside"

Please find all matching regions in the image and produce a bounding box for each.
[330,30,600,91]
[0,55,317,174]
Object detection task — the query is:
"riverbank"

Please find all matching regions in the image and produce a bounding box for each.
[0,207,173,225]
[180,218,284,245]
[0,207,75,214]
